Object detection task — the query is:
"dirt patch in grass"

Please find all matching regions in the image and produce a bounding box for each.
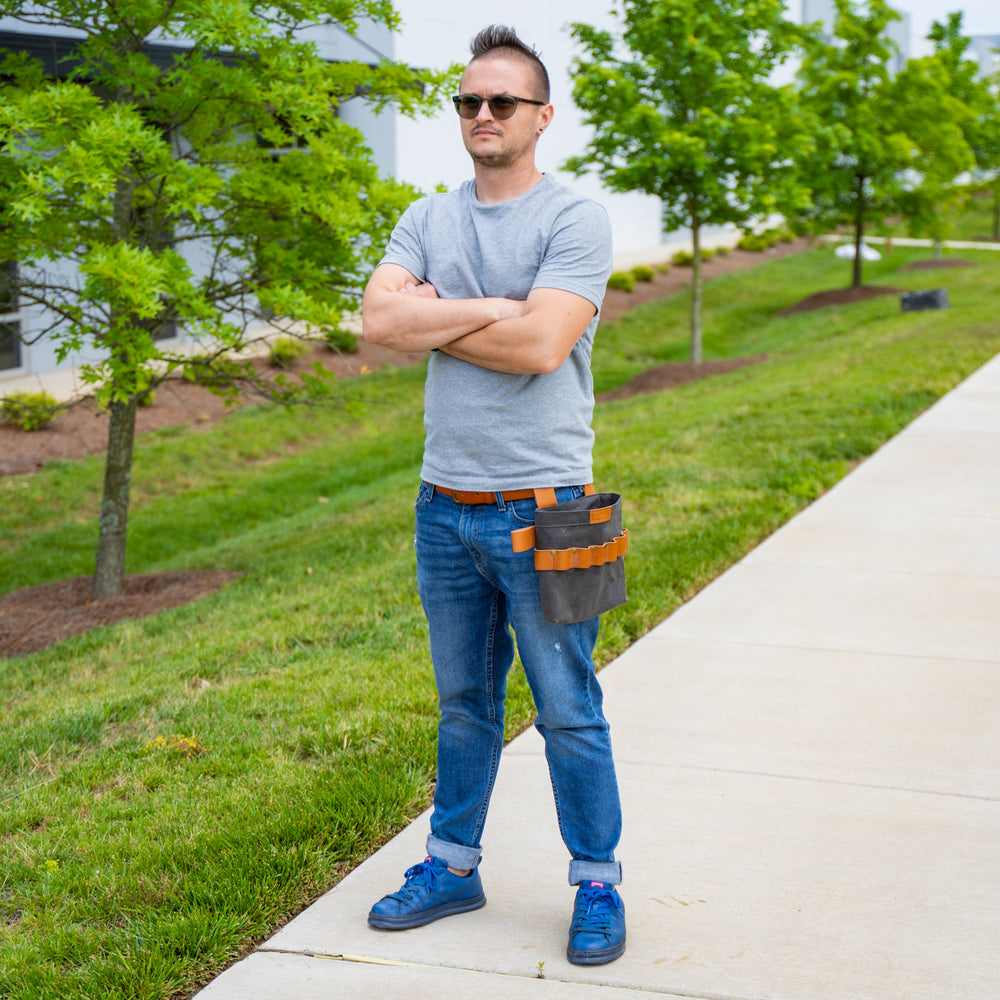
[598,354,768,402]
[0,571,241,657]
[777,284,904,316]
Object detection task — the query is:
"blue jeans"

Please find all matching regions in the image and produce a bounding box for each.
[415,481,623,886]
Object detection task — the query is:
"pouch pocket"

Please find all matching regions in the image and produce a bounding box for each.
[513,492,628,624]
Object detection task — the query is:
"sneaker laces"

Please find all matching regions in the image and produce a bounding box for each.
[387,858,443,903]
[571,884,620,937]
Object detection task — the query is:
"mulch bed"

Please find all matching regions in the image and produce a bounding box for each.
[777,284,904,316]
[0,571,241,657]
[598,354,768,401]
[3,235,909,658]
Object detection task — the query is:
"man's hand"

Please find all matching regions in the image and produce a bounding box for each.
[400,280,440,299]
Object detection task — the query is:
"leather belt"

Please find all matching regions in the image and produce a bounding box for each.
[427,483,594,507]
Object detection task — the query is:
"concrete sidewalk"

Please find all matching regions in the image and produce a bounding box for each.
[195,354,1000,1000]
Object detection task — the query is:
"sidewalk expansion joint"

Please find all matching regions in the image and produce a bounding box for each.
[258,947,442,969]
[614,760,1000,803]
[256,947,735,997]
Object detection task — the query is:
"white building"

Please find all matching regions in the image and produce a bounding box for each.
[0,5,663,391]
[968,34,1000,78]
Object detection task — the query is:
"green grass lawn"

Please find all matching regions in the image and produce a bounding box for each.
[2,239,999,998]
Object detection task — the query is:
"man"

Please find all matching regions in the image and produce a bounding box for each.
[361,24,625,966]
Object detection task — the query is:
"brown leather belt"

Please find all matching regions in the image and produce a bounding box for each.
[427,483,595,507]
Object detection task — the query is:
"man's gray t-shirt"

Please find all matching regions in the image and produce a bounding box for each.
[380,174,613,491]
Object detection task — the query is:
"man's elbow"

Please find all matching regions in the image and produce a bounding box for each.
[360,295,389,345]
[361,315,383,345]
[530,346,570,376]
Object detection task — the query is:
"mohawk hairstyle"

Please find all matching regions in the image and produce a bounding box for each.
[468,24,550,103]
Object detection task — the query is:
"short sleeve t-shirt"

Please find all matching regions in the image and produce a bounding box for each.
[379,174,612,491]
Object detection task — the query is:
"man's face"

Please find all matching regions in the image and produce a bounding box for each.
[458,55,552,170]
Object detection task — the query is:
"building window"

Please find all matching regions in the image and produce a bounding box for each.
[0,260,22,371]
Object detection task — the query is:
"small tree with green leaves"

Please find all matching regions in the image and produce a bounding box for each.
[566,0,812,362]
[980,73,1000,241]
[0,1,451,598]
[927,16,1000,242]
[891,52,976,257]
[892,13,990,257]
[796,0,915,287]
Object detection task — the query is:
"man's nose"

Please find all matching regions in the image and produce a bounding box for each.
[474,100,495,122]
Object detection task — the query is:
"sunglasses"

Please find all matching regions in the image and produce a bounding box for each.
[452,94,546,120]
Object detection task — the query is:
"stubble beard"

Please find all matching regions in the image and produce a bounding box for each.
[466,129,536,171]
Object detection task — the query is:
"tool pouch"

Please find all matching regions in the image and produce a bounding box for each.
[511,492,629,624]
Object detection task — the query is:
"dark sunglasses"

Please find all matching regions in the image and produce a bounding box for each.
[452,94,546,120]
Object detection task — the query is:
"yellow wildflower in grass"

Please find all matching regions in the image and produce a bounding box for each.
[143,734,207,758]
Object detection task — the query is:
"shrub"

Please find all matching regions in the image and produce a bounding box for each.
[1,390,60,431]
[656,260,672,274]
[324,327,359,353]
[607,271,634,292]
[701,248,716,261]
[671,250,695,267]
[737,232,775,252]
[630,264,655,283]
[715,245,731,256]
[185,354,248,386]
[269,337,310,368]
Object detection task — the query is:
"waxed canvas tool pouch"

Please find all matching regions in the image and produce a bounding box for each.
[513,492,629,624]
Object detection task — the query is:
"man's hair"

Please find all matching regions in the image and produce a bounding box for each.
[468,25,550,103]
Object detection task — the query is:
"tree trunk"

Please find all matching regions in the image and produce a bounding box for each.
[852,211,864,289]
[933,239,943,261]
[690,221,703,364]
[93,395,138,599]
[849,170,867,289]
[993,184,999,242]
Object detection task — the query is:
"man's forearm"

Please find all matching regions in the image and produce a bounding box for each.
[362,286,524,353]
[438,287,598,375]
[438,316,558,375]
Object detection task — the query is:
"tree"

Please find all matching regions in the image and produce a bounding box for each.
[891,48,976,259]
[796,0,914,287]
[891,12,999,259]
[928,15,1000,243]
[980,72,1000,241]
[565,0,811,362]
[0,1,450,598]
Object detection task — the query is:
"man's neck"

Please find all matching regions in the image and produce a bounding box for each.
[472,163,545,205]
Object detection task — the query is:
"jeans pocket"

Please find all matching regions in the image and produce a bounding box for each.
[507,496,539,527]
[415,481,434,509]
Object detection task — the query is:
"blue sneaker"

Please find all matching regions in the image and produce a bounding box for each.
[567,881,626,964]
[367,857,486,930]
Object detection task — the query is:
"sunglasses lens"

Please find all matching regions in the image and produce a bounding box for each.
[455,96,481,118]
[488,97,518,119]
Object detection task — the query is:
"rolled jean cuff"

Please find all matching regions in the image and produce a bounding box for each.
[569,859,622,886]
[426,834,482,872]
